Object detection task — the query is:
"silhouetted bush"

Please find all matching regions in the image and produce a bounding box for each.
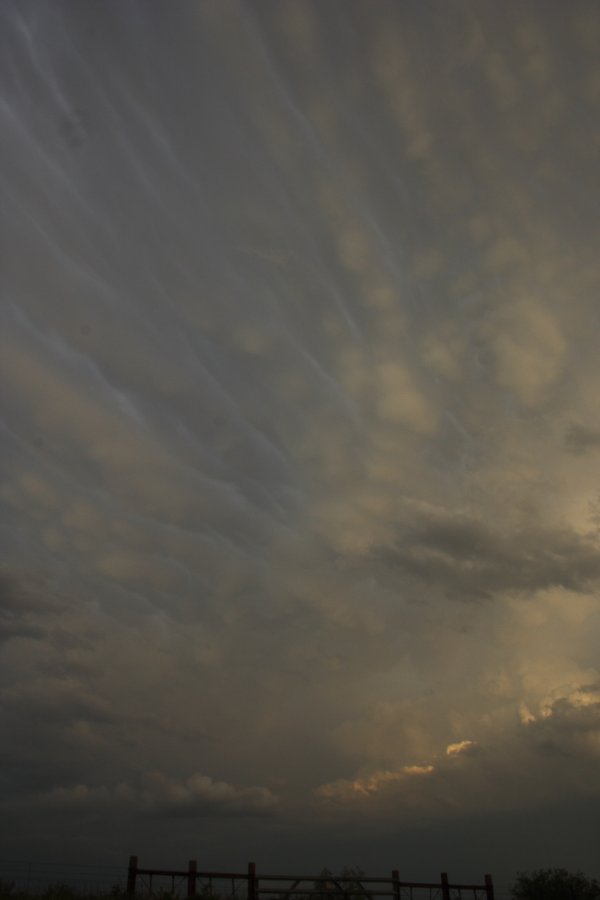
[511,869,600,900]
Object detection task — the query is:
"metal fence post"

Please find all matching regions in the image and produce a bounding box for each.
[484,875,494,900]
[392,870,401,900]
[127,856,138,896]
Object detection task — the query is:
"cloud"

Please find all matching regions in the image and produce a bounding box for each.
[314,692,600,820]
[139,772,278,816]
[446,741,478,757]
[564,424,600,455]
[2,0,600,880]
[369,512,600,602]
[314,765,435,802]
[528,682,600,732]
[374,361,438,434]
[481,298,566,408]
[24,772,278,818]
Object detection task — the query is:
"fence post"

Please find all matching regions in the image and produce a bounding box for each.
[484,876,494,900]
[441,873,450,900]
[248,862,257,900]
[188,860,198,898]
[127,856,138,896]
[392,870,400,900]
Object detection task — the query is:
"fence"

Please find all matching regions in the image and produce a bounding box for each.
[0,859,124,894]
[126,858,494,900]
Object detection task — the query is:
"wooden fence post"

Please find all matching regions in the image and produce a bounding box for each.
[391,870,400,900]
[441,873,450,900]
[188,860,198,897]
[484,875,494,900]
[248,862,257,900]
[127,856,138,896]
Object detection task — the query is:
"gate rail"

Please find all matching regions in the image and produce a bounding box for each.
[126,857,494,900]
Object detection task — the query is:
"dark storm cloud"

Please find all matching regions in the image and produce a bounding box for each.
[0,619,45,642]
[564,424,600,455]
[379,515,600,599]
[0,569,67,615]
[2,0,600,883]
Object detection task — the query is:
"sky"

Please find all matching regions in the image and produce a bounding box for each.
[2,0,600,890]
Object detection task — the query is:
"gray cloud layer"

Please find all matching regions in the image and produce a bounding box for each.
[2,0,600,884]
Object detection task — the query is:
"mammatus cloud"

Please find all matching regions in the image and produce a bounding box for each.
[564,424,600,456]
[2,0,600,881]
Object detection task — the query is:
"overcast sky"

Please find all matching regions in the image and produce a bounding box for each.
[2,0,600,889]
